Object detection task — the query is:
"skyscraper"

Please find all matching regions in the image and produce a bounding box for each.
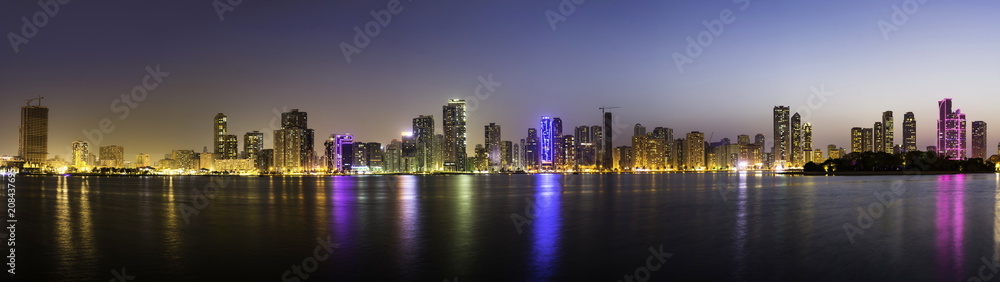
[803,123,813,152]
[525,128,539,170]
[685,132,705,170]
[136,153,150,167]
[71,141,89,167]
[222,135,238,159]
[603,112,613,171]
[413,115,435,172]
[862,128,873,153]
[882,111,894,151]
[971,121,987,159]
[937,99,967,160]
[214,113,227,157]
[634,123,646,137]
[874,122,884,153]
[790,112,801,166]
[773,106,790,167]
[851,127,863,153]
[244,131,264,168]
[485,123,502,171]
[274,109,315,171]
[903,112,917,152]
[19,102,48,165]
[325,134,354,172]
[540,117,555,171]
[99,145,124,168]
[443,99,468,171]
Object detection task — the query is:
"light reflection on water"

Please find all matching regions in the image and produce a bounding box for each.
[13,173,1000,281]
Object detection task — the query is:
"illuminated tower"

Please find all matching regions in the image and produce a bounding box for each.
[413,115,435,172]
[525,128,539,170]
[244,131,264,169]
[214,113,227,157]
[874,122,884,153]
[603,112,613,171]
[851,127,863,154]
[937,99,967,159]
[324,134,354,172]
[71,140,89,167]
[773,106,790,167]
[790,112,802,166]
[902,112,916,152]
[972,121,987,159]
[882,111,894,152]
[540,117,555,171]
[485,123,502,171]
[19,102,48,165]
[98,145,124,168]
[443,99,468,171]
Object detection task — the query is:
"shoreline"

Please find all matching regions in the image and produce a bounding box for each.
[798,171,997,176]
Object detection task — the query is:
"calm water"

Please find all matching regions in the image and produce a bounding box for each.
[5,173,1000,281]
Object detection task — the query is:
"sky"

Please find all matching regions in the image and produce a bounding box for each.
[2,0,1000,160]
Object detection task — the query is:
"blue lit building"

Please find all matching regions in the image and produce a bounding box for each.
[540,117,554,171]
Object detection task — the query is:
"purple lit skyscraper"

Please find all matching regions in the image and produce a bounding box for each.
[540,117,554,171]
[937,99,967,160]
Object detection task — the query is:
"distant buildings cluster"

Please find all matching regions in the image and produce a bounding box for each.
[2,97,997,174]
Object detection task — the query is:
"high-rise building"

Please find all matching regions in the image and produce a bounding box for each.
[172,150,197,170]
[652,127,674,169]
[937,99,967,160]
[634,123,646,137]
[874,122,884,153]
[71,141,89,167]
[275,109,315,172]
[882,111,894,152]
[485,123,502,171]
[443,99,467,171]
[501,141,513,171]
[540,117,555,171]
[614,146,632,171]
[773,106,790,167]
[325,134,354,172]
[244,131,264,167]
[685,132,706,170]
[413,115,435,172]
[803,123,813,152]
[790,112,801,166]
[971,121,987,159]
[222,135,239,159]
[136,153,150,167]
[903,112,917,152]
[827,144,840,159]
[862,128,873,153]
[19,102,48,166]
[99,145,124,168]
[603,112,613,171]
[851,128,863,153]
[214,113,227,157]
[525,128,539,170]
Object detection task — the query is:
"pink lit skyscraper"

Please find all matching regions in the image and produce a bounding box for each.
[937,99,967,160]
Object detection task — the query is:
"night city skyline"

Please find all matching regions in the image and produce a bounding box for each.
[3,1,1000,163]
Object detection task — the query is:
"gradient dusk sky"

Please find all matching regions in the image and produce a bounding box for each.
[2,0,1000,160]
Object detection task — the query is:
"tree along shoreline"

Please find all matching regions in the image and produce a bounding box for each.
[801,151,997,175]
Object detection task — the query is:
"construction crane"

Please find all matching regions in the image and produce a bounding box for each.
[599,106,620,114]
[25,96,43,106]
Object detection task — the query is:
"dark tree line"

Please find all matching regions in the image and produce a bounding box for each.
[803,151,996,173]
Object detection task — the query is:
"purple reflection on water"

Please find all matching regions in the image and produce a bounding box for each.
[395,175,420,269]
[531,174,562,280]
[935,174,965,281]
[331,176,358,252]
